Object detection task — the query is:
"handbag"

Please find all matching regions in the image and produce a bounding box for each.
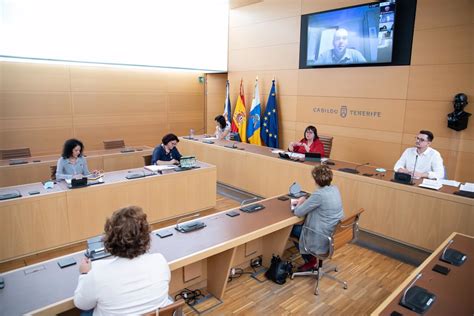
[265,255,293,284]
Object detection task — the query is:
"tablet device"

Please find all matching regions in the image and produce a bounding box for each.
[28,191,40,195]
[57,257,76,269]
[432,264,450,275]
[305,152,321,162]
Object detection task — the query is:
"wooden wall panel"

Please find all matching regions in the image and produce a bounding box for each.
[1,61,205,155]
[0,92,72,117]
[302,0,367,15]
[205,73,228,134]
[228,70,298,96]
[407,64,474,101]
[298,67,410,99]
[1,128,73,156]
[0,62,70,91]
[411,25,474,65]
[414,0,473,30]
[229,16,299,50]
[228,44,299,71]
[229,0,300,27]
[404,100,474,140]
[296,97,406,132]
[72,93,168,115]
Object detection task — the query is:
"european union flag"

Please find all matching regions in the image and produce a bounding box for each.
[261,80,279,148]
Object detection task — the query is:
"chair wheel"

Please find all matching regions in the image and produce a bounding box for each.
[343,283,348,289]
[334,267,338,272]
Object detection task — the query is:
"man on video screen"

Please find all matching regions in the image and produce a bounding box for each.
[316,28,367,65]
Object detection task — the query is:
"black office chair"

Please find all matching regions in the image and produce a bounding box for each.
[291,209,364,295]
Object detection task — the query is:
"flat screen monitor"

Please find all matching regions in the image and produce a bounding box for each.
[299,0,416,69]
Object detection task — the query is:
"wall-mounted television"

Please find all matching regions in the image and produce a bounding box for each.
[299,0,416,69]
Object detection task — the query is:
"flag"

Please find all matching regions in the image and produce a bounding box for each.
[232,80,247,142]
[261,79,279,148]
[247,78,262,145]
[223,80,231,124]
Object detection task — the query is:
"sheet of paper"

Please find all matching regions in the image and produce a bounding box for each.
[418,179,442,190]
[144,165,175,172]
[271,149,284,154]
[460,182,474,192]
[439,179,460,187]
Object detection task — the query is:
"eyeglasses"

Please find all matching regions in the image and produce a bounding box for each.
[415,137,428,142]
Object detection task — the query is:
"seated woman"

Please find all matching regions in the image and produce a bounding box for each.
[214,114,231,140]
[151,133,182,165]
[74,206,172,315]
[288,125,325,157]
[56,138,93,180]
[291,165,344,272]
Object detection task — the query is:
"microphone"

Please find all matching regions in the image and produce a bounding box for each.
[241,197,259,206]
[440,239,454,260]
[176,213,200,230]
[401,273,422,305]
[411,155,419,183]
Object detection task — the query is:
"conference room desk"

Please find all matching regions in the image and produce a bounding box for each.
[0,146,153,187]
[0,197,300,316]
[179,136,474,251]
[372,232,473,315]
[0,162,216,262]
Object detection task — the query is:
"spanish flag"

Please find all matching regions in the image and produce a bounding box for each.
[232,80,247,142]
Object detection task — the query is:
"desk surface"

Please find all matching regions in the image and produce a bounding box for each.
[372,232,474,315]
[180,136,474,251]
[185,136,467,198]
[0,196,300,316]
[0,146,154,187]
[0,146,153,168]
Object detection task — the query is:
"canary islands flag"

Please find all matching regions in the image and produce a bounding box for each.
[247,78,262,145]
[232,80,247,142]
[261,80,279,148]
[223,80,232,124]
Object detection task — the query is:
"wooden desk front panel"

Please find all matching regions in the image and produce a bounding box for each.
[180,138,474,250]
[0,193,70,261]
[0,164,216,261]
[67,166,216,242]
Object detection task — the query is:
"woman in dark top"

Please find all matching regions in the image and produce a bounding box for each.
[151,133,182,165]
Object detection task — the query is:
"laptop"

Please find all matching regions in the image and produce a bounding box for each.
[305,152,321,162]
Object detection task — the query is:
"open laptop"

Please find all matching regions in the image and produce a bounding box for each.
[305,152,321,162]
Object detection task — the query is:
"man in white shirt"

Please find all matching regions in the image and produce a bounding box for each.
[394,130,444,179]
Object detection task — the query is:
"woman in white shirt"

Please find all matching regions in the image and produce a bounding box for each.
[74,206,172,316]
[214,115,231,140]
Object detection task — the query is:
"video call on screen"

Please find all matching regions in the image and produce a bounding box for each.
[305,1,396,67]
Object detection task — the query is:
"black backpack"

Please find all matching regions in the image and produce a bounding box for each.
[265,255,293,284]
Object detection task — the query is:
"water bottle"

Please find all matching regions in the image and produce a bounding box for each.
[189,128,195,139]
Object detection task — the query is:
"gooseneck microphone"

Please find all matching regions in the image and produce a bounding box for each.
[401,273,422,305]
[440,239,454,260]
[410,155,419,183]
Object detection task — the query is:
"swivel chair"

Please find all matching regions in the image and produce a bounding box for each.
[291,208,364,295]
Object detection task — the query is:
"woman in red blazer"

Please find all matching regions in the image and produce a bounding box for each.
[288,125,325,157]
